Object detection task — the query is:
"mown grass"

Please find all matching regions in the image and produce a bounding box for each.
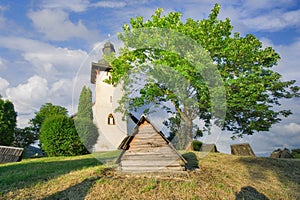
[0,151,299,200]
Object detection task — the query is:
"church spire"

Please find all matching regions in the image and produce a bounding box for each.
[102,39,115,56]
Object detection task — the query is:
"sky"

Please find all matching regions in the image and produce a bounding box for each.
[0,0,299,156]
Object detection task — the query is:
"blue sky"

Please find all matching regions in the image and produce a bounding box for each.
[0,0,299,156]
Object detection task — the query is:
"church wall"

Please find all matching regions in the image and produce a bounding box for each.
[92,70,127,151]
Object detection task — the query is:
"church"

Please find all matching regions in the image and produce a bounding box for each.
[90,41,133,151]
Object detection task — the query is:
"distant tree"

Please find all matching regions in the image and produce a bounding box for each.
[12,127,36,148]
[29,103,68,140]
[109,4,300,148]
[75,86,98,151]
[0,97,17,146]
[40,115,88,156]
[291,148,300,159]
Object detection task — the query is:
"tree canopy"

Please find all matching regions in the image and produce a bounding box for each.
[29,102,68,139]
[0,96,17,146]
[108,4,299,145]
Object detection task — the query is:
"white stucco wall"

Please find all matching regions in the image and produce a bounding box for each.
[92,70,128,151]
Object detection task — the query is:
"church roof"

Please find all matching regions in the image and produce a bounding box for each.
[90,41,115,84]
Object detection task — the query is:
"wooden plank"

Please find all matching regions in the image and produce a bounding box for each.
[121,160,184,167]
[120,166,185,172]
[121,155,181,161]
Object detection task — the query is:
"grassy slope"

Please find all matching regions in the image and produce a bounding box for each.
[0,152,299,200]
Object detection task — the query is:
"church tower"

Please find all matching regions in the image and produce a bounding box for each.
[91,41,127,151]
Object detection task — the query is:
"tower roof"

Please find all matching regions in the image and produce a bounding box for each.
[103,41,115,55]
[90,41,115,84]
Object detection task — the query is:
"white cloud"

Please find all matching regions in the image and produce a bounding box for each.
[23,46,88,79]
[0,36,89,79]
[0,77,9,95]
[49,79,74,107]
[275,39,300,82]
[6,75,49,114]
[283,123,300,134]
[28,9,97,41]
[4,75,75,127]
[92,1,126,8]
[242,9,300,32]
[40,0,89,12]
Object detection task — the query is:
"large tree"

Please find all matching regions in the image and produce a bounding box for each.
[12,127,36,148]
[108,4,299,147]
[74,86,98,151]
[0,96,17,146]
[29,102,68,140]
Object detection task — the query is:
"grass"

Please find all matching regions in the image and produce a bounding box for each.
[0,151,299,199]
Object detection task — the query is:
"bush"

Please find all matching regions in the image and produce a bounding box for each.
[192,140,203,151]
[40,115,88,156]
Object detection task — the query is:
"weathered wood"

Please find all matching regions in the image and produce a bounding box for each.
[117,115,186,172]
[120,166,186,172]
[230,143,255,156]
[0,145,24,164]
[122,154,178,161]
[200,144,218,152]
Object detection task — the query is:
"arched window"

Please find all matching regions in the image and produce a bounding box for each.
[107,113,115,125]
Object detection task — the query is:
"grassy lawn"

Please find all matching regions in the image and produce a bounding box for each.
[0,151,299,199]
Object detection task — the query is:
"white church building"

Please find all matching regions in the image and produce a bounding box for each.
[90,41,133,151]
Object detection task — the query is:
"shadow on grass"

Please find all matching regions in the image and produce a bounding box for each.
[42,176,100,200]
[238,157,300,198]
[182,152,199,170]
[0,156,100,194]
[235,186,269,200]
[238,157,300,185]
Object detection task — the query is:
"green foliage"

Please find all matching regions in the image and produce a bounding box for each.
[109,4,300,140]
[77,86,93,120]
[192,140,203,151]
[75,86,98,151]
[29,103,68,137]
[74,118,98,151]
[0,97,17,146]
[12,127,36,148]
[291,149,300,159]
[40,115,88,156]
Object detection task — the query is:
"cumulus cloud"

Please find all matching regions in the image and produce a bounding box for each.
[6,75,49,114]
[4,75,83,127]
[0,36,89,80]
[28,9,97,41]
[49,79,74,107]
[275,39,300,82]
[0,77,9,95]
[23,47,88,79]
[241,9,300,32]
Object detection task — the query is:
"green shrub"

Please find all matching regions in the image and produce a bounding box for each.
[192,140,202,151]
[40,115,88,156]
